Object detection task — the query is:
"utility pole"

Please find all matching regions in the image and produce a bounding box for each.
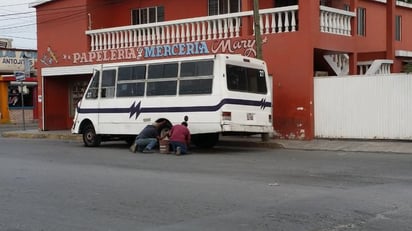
[253,0,263,59]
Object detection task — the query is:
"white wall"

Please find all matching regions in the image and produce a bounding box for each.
[314,74,412,140]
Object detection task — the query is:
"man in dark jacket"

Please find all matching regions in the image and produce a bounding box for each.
[130,121,165,153]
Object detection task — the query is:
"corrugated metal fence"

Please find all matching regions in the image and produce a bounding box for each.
[314,74,412,140]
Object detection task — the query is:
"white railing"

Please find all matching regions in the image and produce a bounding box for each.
[373,0,412,9]
[358,60,393,75]
[86,5,355,51]
[324,54,393,76]
[86,6,299,51]
[320,6,356,36]
[323,54,350,76]
[257,6,299,34]
[87,13,243,51]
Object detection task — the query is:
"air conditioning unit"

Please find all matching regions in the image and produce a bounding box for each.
[0,38,13,48]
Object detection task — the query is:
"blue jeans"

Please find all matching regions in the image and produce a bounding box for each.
[169,141,188,154]
[135,138,157,151]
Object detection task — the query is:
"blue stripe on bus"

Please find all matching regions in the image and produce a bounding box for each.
[77,98,272,119]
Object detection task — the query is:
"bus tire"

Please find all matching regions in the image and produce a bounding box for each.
[83,124,101,147]
[192,133,219,148]
[125,136,135,146]
[261,133,270,142]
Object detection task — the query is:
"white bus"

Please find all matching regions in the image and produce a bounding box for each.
[72,54,273,148]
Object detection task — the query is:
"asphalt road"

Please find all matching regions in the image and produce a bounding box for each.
[1,138,412,231]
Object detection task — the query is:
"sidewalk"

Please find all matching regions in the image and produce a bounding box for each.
[1,123,412,154]
[219,135,412,154]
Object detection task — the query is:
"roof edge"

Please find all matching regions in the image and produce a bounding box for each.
[29,0,54,8]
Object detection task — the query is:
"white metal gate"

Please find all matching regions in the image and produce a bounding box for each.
[314,74,412,140]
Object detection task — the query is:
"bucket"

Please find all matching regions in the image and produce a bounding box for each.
[159,139,170,154]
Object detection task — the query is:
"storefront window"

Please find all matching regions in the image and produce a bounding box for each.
[8,85,34,108]
[70,81,89,117]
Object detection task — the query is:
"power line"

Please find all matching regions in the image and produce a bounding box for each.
[0,2,30,7]
[0,0,132,46]
[1,34,36,40]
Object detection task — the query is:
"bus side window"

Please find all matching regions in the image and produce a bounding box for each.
[117,65,146,97]
[147,63,178,96]
[101,69,116,98]
[86,71,100,99]
[180,60,213,95]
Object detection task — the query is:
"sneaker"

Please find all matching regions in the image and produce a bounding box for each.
[142,148,155,153]
[129,143,137,153]
[175,147,181,156]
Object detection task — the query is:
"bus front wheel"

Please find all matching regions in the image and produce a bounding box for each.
[192,133,219,148]
[83,124,101,147]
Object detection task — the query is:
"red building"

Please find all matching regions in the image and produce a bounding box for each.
[31,0,412,139]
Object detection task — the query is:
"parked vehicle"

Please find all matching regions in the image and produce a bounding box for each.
[72,54,273,147]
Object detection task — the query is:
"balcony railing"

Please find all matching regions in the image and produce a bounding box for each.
[86,6,299,51]
[320,6,356,36]
[86,5,354,51]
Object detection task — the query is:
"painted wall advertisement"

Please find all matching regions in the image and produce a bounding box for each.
[40,37,267,66]
[0,50,37,74]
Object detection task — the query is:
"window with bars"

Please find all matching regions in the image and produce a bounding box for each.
[319,0,331,6]
[343,4,350,11]
[395,15,402,41]
[131,6,164,25]
[274,0,298,7]
[208,0,240,15]
[357,7,366,36]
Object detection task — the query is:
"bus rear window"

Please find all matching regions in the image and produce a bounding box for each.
[226,65,267,94]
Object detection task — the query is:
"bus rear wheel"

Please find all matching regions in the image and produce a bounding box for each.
[83,124,101,147]
[192,133,219,148]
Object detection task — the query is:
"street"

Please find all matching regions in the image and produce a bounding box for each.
[1,138,412,231]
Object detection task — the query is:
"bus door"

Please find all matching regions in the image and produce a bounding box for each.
[97,68,119,134]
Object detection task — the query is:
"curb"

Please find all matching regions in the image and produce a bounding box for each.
[217,139,284,149]
[1,130,283,149]
[1,131,82,141]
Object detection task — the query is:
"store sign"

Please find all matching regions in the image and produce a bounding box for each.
[71,41,209,64]
[14,71,25,81]
[72,47,144,64]
[211,37,267,57]
[48,37,267,65]
[144,42,209,58]
[0,50,37,73]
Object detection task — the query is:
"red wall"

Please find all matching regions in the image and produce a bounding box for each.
[395,6,412,51]
[88,0,208,30]
[264,33,314,139]
[356,1,387,52]
[43,76,69,129]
